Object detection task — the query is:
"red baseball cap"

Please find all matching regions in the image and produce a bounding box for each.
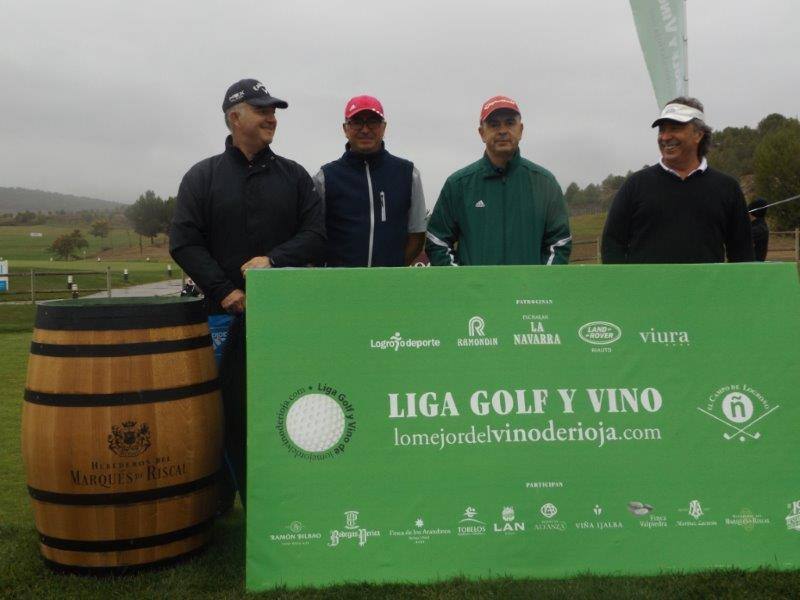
[480,95,521,122]
[344,95,385,120]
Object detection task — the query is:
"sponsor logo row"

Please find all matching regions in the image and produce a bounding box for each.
[268,500,800,548]
[369,316,690,352]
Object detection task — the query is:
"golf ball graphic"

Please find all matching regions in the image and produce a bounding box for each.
[285,393,345,452]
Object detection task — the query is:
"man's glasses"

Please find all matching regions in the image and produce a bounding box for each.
[346,117,384,131]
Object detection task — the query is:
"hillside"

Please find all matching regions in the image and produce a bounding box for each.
[0,187,125,213]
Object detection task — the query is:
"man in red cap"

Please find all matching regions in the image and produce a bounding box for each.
[426,95,571,265]
[313,95,427,267]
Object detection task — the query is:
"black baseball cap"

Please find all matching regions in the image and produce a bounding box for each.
[222,79,288,112]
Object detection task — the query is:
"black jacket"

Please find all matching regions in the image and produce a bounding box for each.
[170,137,325,309]
[602,164,753,264]
[750,218,769,261]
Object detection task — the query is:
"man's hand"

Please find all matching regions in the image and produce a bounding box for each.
[221,289,246,314]
[240,255,271,276]
[404,232,426,266]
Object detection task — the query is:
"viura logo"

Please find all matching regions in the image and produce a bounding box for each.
[639,327,690,346]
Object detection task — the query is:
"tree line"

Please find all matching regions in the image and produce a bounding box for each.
[45,192,175,260]
[564,113,800,229]
[124,190,176,246]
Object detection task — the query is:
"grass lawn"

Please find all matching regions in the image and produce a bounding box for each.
[2,304,800,598]
[1,224,181,302]
[0,224,170,261]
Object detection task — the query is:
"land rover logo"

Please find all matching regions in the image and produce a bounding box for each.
[578,321,622,345]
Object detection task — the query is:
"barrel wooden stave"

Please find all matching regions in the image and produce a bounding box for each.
[25,348,217,395]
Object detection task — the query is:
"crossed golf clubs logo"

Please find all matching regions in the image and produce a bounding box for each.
[698,390,778,442]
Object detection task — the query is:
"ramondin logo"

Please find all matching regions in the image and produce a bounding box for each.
[469,316,485,336]
[458,316,499,348]
[370,332,441,351]
[276,384,356,460]
[578,321,622,345]
[698,384,778,443]
[108,421,151,457]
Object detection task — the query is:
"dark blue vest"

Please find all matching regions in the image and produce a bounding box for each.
[321,144,413,267]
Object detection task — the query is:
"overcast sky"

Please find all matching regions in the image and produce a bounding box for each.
[1,1,798,207]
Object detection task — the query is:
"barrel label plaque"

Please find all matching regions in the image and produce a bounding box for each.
[108,420,152,457]
[69,455,184,489]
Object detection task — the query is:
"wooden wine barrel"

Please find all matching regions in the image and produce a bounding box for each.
[22,297,223,571]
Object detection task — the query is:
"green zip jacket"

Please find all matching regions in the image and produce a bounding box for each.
[426,151,572,266]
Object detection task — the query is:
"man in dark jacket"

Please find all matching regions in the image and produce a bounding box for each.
[748,198,769,261]
[169,78,325,504]
[602,97,753,263]
[313,95,427,266]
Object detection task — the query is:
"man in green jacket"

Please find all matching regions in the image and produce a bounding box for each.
[426,96,572,266]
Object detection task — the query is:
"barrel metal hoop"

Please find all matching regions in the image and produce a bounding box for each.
[30,334,212,357]
[28,471,219,506]
[41,545,206,574]
[38,516,214,552]
[24,378,220,407]
[35,301,207,330]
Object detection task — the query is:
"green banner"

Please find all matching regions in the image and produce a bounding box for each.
[246,263,800,591]
[630,0,687,108]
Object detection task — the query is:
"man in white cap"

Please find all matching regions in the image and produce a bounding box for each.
[313,95,427,267]
[602,96,753,263]
[426,95,571,266]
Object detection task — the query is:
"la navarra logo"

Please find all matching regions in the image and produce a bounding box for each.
[108,420,151,457]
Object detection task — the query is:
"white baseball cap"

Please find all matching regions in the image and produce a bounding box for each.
[652,103,705,127]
